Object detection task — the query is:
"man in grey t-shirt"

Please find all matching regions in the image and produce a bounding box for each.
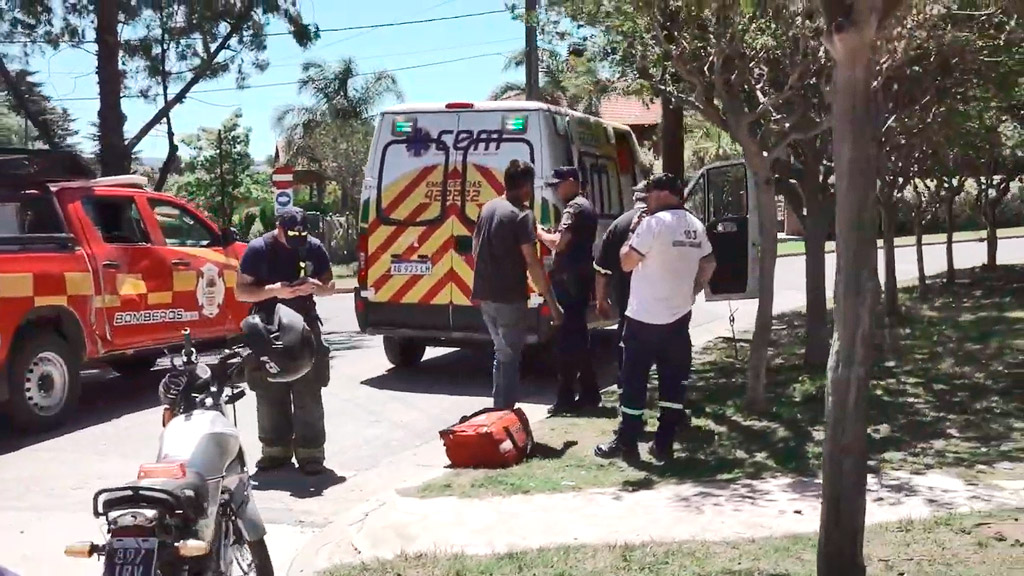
[472,160,562,409]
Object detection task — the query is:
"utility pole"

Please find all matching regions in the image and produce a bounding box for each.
[524,0,540,101]
[217,129,227,229]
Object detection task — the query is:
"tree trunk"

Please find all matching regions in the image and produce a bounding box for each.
[944,194,955,284]
[817,22,877,576]
[914,208,926,296]
[95,0,131,176]
[660,95,685,177]
[879,194,899,317]
[744,164,778,414]
[803,189,831,370]
[984,200,997,268]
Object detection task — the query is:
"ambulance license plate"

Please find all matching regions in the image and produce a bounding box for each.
[103,537,158,576]
[390,260,432,275]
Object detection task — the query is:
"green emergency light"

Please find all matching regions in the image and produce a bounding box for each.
[502,115,528,134]
[392,117,417,136]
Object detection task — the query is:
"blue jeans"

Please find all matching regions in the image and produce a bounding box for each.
[480,301,529,409]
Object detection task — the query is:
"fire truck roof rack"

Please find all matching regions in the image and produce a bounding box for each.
[0,147,97,183]
[50,174,150,190]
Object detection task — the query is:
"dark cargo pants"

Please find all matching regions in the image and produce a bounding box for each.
[553,273,599,405]
[617,312,693,446]
[251,313,331,465]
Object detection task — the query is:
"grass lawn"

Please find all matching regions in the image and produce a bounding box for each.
[324,509,1024,576]
[416,265,1024,498]
[777,226,1024,257]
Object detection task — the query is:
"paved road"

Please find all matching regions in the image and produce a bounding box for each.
[0,238,1021,575]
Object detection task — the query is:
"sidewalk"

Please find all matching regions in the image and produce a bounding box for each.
[327,471,1024,564]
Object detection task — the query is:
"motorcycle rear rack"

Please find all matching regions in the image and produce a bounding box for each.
[92,485,201,521]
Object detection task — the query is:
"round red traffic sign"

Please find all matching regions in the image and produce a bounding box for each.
[272,165,294,190]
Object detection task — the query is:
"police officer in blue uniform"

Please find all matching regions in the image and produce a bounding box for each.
[537,167,601,415]
[235,207,335,475]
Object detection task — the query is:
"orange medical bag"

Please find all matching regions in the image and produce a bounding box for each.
[439,407,535,469]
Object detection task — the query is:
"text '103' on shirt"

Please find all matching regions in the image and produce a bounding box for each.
[624,208,713,325]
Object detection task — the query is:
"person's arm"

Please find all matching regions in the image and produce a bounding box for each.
[306,241,340,296]
[620,216,657,273]
[517,211,562,323]
[235,242,297,302]
[538,201,577,252]
[521,244,562,323]
[593,221,621,317]
[693,224,717,297]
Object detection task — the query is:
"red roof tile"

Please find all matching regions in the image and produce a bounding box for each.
[599,95,662,126]
[492,93,662,126]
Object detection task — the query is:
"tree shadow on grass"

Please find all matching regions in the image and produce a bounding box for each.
[629,264,1024,485]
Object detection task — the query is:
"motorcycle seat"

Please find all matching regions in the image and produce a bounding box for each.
[96,470,209,520]
[136,469,210,513]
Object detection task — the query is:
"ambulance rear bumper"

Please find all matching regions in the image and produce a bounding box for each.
[365,327,545,347]
[356,299,554,348]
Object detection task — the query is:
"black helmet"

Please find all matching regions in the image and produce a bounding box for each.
[240,304,315,382]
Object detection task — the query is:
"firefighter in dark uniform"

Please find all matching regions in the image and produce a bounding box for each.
[537,167,601,415]
[593,180,649,390]
[235,207,334,475]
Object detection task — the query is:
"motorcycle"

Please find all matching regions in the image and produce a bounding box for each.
[64,328,273,576]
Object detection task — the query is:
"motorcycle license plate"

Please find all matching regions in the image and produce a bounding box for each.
[103,537,158,576]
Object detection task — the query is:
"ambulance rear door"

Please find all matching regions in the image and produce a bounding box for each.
[449,107,542,333]
[568,116,628,250]
[684,160,760,301]
[366,112,458,333]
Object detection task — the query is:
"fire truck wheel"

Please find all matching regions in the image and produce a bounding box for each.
[382,336,426,368]
[6,331,82,432]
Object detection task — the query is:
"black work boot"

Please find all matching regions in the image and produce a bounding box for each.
[648,441,674,463]
[298,460,326,476]
[548,367,579,415]
[650,422,677,463]
[594,435,641,462]
[255,454,291,471]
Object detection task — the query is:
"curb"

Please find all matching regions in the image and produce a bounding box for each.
[776,231,1021,259]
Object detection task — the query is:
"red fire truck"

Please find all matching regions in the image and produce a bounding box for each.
[0,148,251,432]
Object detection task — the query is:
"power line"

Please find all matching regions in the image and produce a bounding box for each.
[50,51,511,103]
[0,9,509,45]
[39,36,520,77]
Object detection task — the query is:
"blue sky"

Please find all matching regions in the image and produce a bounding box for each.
[32,0,523,160]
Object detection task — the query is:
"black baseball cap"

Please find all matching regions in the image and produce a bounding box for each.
[276,207,308,232]
[545,166,580,186]
[647,172,684,198]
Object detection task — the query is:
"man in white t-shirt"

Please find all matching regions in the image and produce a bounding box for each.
[594,173,717,463]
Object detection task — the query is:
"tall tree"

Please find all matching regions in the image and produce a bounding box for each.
[0,65,77,148]
[0,0,316,174]
[490,47,613,115]
[171,109,257,228]
[815,0,903,571]
[273,57,402,210]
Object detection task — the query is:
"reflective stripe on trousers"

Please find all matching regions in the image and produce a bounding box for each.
[617,312,693,442]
